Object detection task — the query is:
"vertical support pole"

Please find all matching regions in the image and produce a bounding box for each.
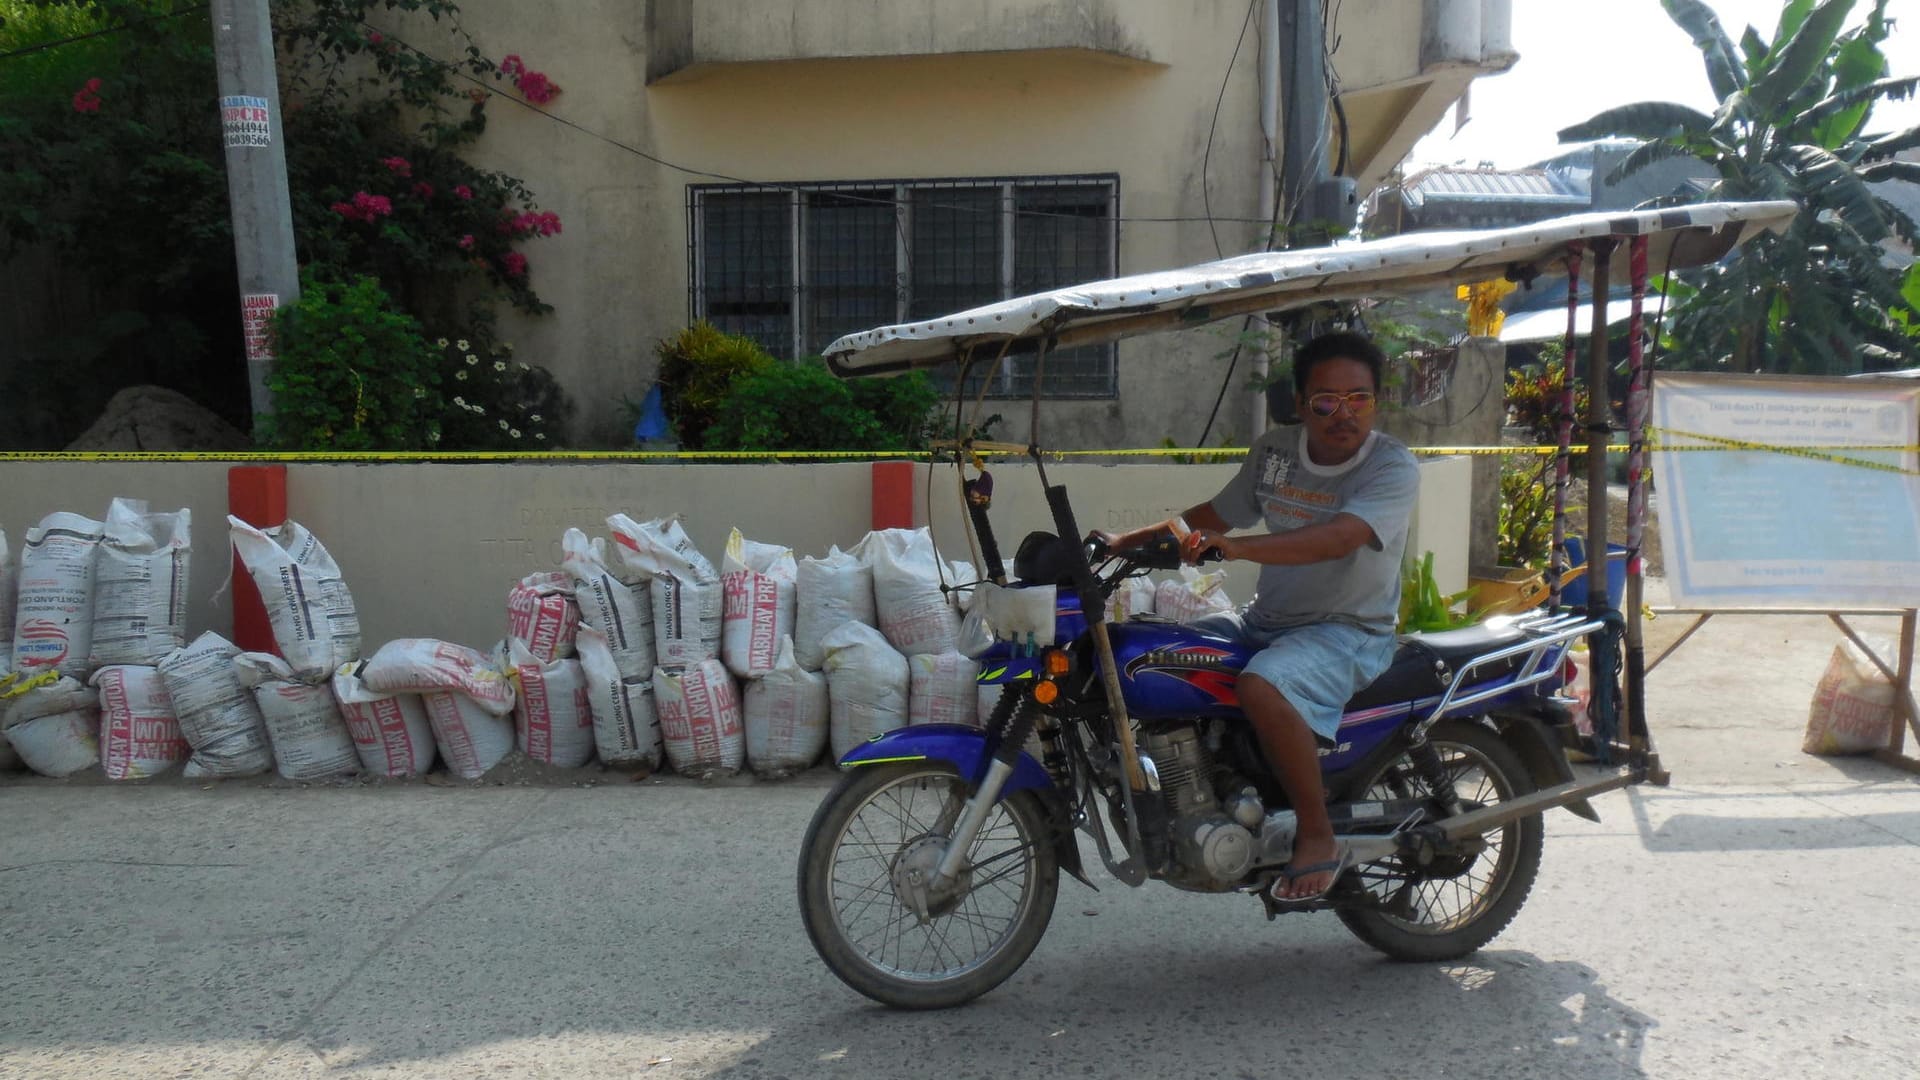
[1892,611,1917,758]
[210,0,299,427]
[1249,0,1282,441]
[227,465,287,654]
[1623,236,1651,747]
[1548,244,1584,612]
[1584,238,1615,612]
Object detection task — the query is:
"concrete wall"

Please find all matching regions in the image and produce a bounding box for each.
[388,0,1503,451]
[1378,336,1505,567]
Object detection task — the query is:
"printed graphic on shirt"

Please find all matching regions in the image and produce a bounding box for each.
[1255,446,1338,528]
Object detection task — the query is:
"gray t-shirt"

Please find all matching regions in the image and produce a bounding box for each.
[1209,426,1420,633]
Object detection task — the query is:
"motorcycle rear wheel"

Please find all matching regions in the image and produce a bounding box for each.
[797,761,1059,1009]
[1337,719,1543,962]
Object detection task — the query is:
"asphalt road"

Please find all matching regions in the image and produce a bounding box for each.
[2,602,1917,1079]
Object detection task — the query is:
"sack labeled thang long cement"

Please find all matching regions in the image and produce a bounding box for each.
[577,625,661,769]
[866,528,964,657]
[332,665,436,777]
[11,511,105,679]
[91,664,188,780]
[507,571,581,664]
[744,637,827,777]
[794,545,874,671]
[654,658,744,778]
[561,530,654,677]
[1803,641,1899,756]
[1155,567,1233,624]
[158,631,272,778]
[360,639,517,717]
[228,517,361,683]
[90,498,191,668]
[608,515,722,672]
[234,652,358,780]
[721,528,797,680]
[3,675,101,777]
[0,529,16,679]
[423,689,514,780]
[910,652,981,728]
[510,640,596,768]
[821,621,909,760]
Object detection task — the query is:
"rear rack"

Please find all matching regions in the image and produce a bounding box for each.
[1417,611,1602,732]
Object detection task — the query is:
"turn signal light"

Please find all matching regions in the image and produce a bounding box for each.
[1043,649,1071,676]
[1032,680,1061,705]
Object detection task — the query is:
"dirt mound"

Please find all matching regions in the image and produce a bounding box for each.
[66,386,249,451]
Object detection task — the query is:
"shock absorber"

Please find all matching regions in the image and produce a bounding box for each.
[1407,733,1463,816]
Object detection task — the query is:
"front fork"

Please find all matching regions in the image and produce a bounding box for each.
[927,687,1039,893]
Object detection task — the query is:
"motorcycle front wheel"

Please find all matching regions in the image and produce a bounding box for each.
[1337,719,1544,962]
[797,761,1059,1009]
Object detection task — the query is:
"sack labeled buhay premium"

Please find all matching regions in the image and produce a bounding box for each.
[423,690,514,779]
[332,666,436,777]
[91,664,189,780]
[821,621,909,760]
[90,498,191,667]
[0,529,17,677]
[233,652,358,780]
[227,517,361,682]
[909,652,980,728]
[507,571,581,663]
[509,641,595,768]
[577,626,660,768]
[721,528,797,680]
[794,545,874,671]
[158,632,272,778]
[360,638,516,716]
[1154,567,1233,624]
[561,530,654,677]
[744,637,828,777]
[11,511,106,678]
[2,675,101,777]
[866,528,964,657]
[1803,641,1899,756]
[607,515,722,671]
[654,658,744,778]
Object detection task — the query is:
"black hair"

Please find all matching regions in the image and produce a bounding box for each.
[1290,330,1386,397]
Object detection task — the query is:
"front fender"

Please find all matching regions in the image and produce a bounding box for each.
[838,724,1055,798]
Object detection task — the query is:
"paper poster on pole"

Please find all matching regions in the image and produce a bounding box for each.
[1652,373,1920,609]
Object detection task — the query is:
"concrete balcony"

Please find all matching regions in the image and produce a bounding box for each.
[646,0,1165,84]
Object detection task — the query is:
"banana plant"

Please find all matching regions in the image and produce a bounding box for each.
[1559,0,1920,374]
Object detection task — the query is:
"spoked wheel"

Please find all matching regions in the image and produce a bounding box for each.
[1338,719,1543,962]
[797,762,1059,1009]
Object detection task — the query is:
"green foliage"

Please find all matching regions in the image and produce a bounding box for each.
[702,359,942,452]
[1398,551,1479,633]
[1497,456,1564,570]
[654,322,775,446]
[261,273,441,449]
[431,333,571,449]
[1562,0,1920,375]
[1504,347,1592,452]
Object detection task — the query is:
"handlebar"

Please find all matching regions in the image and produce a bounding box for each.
[1087,531,1224,571]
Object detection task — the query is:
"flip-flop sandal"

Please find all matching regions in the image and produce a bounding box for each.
[1268,844,1358,907]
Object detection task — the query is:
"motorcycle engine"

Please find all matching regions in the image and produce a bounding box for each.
[1142,725,1255,890]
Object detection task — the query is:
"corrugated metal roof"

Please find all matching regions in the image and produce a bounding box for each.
[1401,167,1587,209]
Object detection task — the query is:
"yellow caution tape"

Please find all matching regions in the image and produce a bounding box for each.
[1650,427,1920,476]
[0,669,60,700]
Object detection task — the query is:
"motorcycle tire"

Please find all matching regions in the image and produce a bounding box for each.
[1337,719,1544,962]
[797,761,1059,1009]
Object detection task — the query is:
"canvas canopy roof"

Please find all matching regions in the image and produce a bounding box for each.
[824,201,1797,376]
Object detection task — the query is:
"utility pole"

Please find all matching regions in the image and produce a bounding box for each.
[210,0,299,429]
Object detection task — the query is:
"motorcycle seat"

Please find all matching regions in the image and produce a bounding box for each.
[1345,621,1534,712]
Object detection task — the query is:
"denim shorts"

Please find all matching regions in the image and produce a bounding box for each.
[1189,610,1399,741]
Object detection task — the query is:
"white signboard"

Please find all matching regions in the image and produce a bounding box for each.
[1652,373,1920,609]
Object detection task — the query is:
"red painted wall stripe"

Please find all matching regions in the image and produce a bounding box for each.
[870,461,916,531]
[227,465,287,654]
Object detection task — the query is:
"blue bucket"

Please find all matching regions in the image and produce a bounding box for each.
[1560,538,1628,610]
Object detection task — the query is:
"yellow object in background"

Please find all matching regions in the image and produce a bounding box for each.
[1458,279,1518,337]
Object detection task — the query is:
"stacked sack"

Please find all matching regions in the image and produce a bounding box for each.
[608,515,743,779]
[865,528,979,736]
[563,526,663,771]
[503,572,595,770]
[720,528,824,778]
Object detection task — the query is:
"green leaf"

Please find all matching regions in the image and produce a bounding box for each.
[1602,138,1709,185]
[1558,101,1715,144]
[1661,0,1749,99]
[1864,123,1920,161]
[1901,264,1920,312]
[1799,76,1914,148]
[1739,25,1770,74]
[1789,144,1890,242]
[1751,0,1857,115]
[1859,161,1920,184]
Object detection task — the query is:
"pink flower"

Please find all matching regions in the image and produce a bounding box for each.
[380,156,411,177]
[453,184,473,200]
[500,54,525,77]
[413,181,434,199]
[72,77,102,113]
[532,210,561,236]
[331,191,394,223]
[458,234,475,250]
[500,252,528,278]
[367,31,384,45]
[517,71,560,105]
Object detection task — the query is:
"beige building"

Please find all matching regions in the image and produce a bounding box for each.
[415,0,1515,447]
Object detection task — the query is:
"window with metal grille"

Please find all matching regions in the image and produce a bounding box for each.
[689,175,1119,398]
